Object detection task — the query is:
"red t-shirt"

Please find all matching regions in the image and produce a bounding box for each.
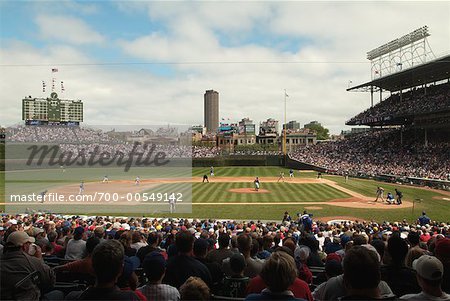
[245,275,313,301]
[121,287,147,301]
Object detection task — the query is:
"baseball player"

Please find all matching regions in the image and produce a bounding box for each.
[374,186,384,202]
[277,172,285,182]
[202,174,209,183]
[102,175,109,183]
[289,169,294,178]
[254,177,260,191]
[79,181,84,195]
[169,197,176,213]
[210,166,214,176]
[39,190,48,203]
[135,176,140,186]
[395,189,403,205]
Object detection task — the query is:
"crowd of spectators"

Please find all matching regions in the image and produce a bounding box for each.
[7,126,122,144]
[347,83,450,125]
[290,129,450,181]
[1,212,449,300]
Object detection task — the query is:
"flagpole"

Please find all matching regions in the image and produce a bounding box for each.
[283,89,287,159]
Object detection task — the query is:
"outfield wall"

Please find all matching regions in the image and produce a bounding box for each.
[193,155,283,167]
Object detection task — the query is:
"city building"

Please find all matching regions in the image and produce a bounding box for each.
[238,118,256,135]
[280,128,317,152]
[257,118,279,145]
[283,120,300,131]
[204,90,219,133]
[304,121,321,128]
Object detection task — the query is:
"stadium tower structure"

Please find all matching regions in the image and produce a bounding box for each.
[204,90,219,134]
[346,26,450,145]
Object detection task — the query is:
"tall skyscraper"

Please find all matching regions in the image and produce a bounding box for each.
[204,90,219,133]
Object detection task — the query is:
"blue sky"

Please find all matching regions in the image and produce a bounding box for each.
[1,1,449,134]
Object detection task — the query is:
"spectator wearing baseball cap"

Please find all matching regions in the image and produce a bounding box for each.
[220,253,250,298]
[1,231,58,300]
[138,251,180,301]
[400,255,450,300]
[194,238,223,293]
[65,226,86,260]
[117,256,147,301]
[434,238,450,294]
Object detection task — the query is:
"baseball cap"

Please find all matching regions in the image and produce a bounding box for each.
[413,255,443,281]
[194,238,209,254]
[326,253,342,263]
[294,245,311,262]
[122,256,141,280]
[74,226,85,235]
[7,231,35,246]
[143,252,166,277]
[230,253,246,273]
[32,227,45,236]
[435,238,450,261]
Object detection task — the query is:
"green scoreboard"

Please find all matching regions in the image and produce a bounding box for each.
[22,92,83,125]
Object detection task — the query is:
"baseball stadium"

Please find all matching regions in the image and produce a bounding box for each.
[1,7,450,301]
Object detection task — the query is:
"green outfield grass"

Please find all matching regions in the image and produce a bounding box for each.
[4,166,311,182]
[1,167,449,223]
[144,182,349,203]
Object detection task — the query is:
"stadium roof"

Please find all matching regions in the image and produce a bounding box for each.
[347,54,450,92]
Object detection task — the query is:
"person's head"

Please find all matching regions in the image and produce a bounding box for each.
[217,233,230,249]
[94,227,105,239]
[370,239,385,260]
[147,231,161,246]
[117,256,140,289]
[294,245,310,263]
[73,226,84,240]
[176,231,195,254]
[92,240,125,285]
[86,236,101,256]
[237,233,252,255]
[47,231,58,243]
[325,260,343,279]
[413,255,444,289]
[131,231,142,244]
[262,234,274,250]
[143,251,167,282]
[343,246,381,293]
[407,231,420,247]
[229,253,246,276]
[193,238,209,258]
[387,235,408,265]
[434,238,450,264]
[260,251,297,293]
[179,276,210,301]
[6,231,35,253]
[282,238,296,254]
[353,234,367,246]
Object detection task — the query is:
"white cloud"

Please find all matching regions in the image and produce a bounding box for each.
[2,2,449,135]
[35,15,105,45]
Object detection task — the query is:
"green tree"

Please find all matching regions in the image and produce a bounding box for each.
[304,122,330,140]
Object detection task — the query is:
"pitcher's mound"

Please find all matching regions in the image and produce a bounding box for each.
[228,188,271,194]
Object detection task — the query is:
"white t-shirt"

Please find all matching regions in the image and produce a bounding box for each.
[65,239,86,260]
[400,291,450,301]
